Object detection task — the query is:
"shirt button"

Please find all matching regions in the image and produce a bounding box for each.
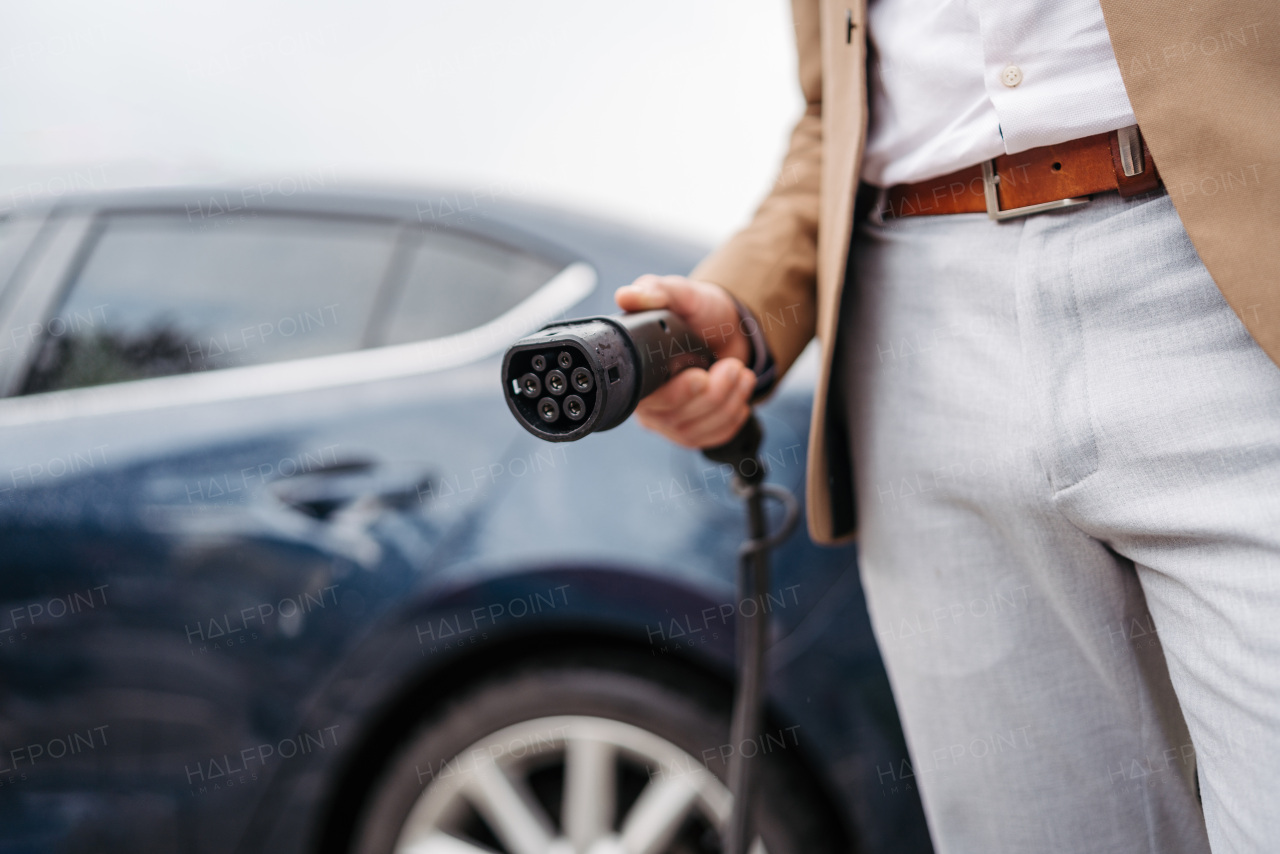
[1001,65,1023,87]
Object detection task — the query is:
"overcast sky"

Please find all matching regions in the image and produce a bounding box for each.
[0,0,801,246]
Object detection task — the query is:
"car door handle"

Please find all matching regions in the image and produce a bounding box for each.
[268,460,434,520]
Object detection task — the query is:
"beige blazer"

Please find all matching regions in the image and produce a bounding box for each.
[692,0,1280,545]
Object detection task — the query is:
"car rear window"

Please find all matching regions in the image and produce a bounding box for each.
[372,229,564,347]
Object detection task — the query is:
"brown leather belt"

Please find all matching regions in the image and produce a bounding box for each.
[881,126,1161,220]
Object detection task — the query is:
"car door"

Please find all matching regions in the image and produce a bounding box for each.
[0,201,590,853]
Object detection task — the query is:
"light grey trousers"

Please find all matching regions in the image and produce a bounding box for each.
[841,190,1280,854]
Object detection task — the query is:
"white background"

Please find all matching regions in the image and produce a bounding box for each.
[0,0,802,246]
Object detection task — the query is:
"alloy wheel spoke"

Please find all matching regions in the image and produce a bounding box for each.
[464,756,556,854]
[562,737,616,851]
[618,775,700,854]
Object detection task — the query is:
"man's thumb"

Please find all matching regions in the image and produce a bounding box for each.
[615,277,674,312]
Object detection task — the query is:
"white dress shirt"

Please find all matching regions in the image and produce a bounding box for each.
[860,0,1138,187]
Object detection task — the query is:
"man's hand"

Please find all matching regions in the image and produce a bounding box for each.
[614,275,757,449]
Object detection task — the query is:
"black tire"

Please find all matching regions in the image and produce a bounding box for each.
[348,656,843,854]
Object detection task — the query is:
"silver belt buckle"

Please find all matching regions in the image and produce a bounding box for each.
[981,159,1091,221]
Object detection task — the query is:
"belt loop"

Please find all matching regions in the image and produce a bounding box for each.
[1116,125,1144,176]
[1109,126,1163,198]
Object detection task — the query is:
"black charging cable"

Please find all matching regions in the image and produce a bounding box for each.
[702,415,800,854]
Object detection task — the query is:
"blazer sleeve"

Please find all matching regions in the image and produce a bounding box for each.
[690,0,822,383]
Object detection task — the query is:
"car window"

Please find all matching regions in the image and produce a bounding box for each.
[376,229,563,346]
[22,212,399,395]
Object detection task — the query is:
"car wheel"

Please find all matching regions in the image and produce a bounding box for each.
[348,659,840,854]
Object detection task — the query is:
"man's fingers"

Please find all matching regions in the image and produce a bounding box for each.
[634,359,757,449]
[664,359,747,426]
[640,394,751,449]
[670,361,753,433]
[635,368,708,416]
[680,402,753,449]
[634,358,743,419]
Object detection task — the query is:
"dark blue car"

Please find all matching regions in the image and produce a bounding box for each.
[0,186,930,854]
